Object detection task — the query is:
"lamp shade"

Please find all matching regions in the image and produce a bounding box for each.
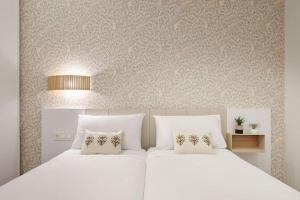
[48,75,91,90]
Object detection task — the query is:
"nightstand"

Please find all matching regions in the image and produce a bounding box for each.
[226,133,265,153]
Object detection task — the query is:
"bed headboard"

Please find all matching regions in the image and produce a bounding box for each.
[85,107,227,150]
[42,108,271,173]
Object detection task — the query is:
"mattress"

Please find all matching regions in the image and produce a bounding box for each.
[0,149,146,200]
[144,149,300,200]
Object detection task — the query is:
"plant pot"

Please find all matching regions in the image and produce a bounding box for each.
[235,125,243,134]
[250,128,258,134]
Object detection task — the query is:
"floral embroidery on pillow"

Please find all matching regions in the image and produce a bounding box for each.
[85,136,94,146]
[81,131,122,155]
[176,134,185,146]
[202,135,211,146]
[111,135,121,147]
[173,131,214,154]
[189,134,199,146]
[97,135,107,146]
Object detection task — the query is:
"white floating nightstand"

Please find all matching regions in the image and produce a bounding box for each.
[226,133,265,153]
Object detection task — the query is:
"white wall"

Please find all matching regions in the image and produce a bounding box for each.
[285,0,300,191]
[0,0,20,185]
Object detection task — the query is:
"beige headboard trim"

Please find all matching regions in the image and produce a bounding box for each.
[85,107,227,150]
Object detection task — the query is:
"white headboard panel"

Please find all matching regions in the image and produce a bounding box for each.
[41,107,227,162]
[85,107,227,149]
[42,107,271,174]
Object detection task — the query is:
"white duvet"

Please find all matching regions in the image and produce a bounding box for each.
[0,149,146,200]
[144,149,300,200]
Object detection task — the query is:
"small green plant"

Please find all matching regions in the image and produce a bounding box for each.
[234,116,245,126]
[249,123,258,129]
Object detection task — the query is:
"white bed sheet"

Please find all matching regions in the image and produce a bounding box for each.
[0,149,146,200]
[144,149,300,200]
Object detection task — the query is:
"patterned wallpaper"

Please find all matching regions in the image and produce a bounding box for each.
[20,0,285,180]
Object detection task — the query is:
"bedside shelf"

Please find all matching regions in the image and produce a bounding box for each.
[227,133,265,153]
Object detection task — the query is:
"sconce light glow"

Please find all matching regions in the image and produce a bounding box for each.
[48,75,91,91]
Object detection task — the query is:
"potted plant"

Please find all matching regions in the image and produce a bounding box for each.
[249,123,259,134]
[234,116,245,134]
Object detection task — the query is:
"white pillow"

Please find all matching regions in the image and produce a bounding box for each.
[154,115,226,149]
[72,113,145,150]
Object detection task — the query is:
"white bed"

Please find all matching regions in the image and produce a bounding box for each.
[144,149,300,200]
[0,149,146,200]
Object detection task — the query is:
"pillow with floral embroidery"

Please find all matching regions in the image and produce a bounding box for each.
[173,130,214,154]
[81,130,122,155]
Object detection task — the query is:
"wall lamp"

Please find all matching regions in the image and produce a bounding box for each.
[48,75,91,91]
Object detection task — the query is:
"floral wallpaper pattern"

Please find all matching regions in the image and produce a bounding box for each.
[20,0,285,180]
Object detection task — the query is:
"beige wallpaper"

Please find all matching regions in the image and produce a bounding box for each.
[20,0,285,180]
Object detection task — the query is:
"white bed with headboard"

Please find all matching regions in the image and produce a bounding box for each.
[41,107,271,173]
[0,107,299,200]
[0,109,150,200]
[41,107,299,199]
[41,107,228,163]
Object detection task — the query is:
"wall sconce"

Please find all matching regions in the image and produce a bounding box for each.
[48,75,91,90]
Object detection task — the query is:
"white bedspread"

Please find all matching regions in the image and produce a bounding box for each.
[144,149,300,200]
[0,149,146,200]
